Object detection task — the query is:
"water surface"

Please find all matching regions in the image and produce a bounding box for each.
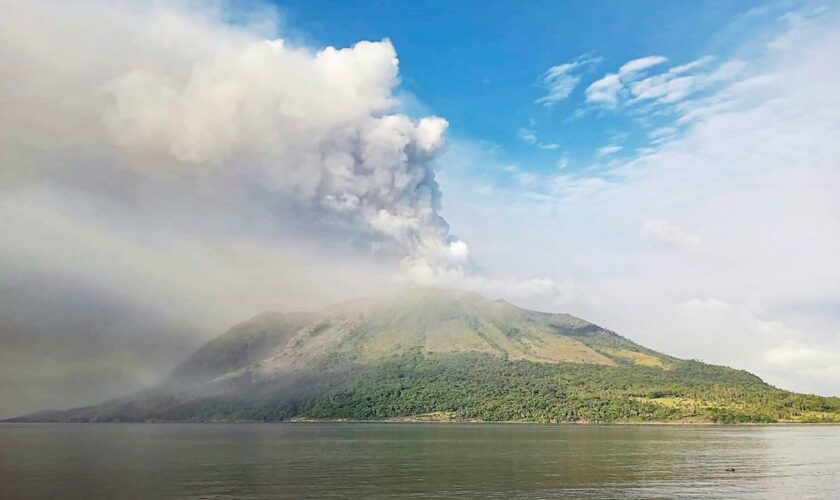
[1,423,838,498]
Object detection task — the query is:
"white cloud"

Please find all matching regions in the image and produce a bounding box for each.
[556,155,571,169]
[596,144,623,157]
[518,127,538,144]
[760,340,840,394]
[536,63,581,106]
[585,73,623,106]
[518,127,559,150]
[584,55,666,106]
[0,0,571,332]
[647,126,678,140]
[401,256,577,305]
[1,1,464,269]
[585,53,744,119]
[536,56,601,107]
[668,55,716,75]
[441,8,840,395]
[764,340,840,366]
[629,57,744,105]
[416,116,450,152]
[617,55,668,76]
[0,0,494,290]
[641,219,702,251]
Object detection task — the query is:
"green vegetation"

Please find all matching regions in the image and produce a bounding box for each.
[170,311,312,383]
[299,354,840,423]
[28,352,840,424]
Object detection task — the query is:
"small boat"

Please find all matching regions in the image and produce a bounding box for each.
[724,467,736,472]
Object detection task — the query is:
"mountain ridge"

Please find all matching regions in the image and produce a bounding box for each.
[10,287,840,424]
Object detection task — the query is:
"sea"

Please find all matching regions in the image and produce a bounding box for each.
[1,422,838,498]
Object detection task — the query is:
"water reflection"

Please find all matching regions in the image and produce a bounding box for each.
[1,423,838,499]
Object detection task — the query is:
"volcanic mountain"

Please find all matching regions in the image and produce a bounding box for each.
[13,288,840,423]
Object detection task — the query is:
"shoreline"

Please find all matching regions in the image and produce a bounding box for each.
[288,417,840,426]
[4,417,839,426]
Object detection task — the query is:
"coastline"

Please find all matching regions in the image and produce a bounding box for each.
[286,417,840,426]
[6,417,836,426]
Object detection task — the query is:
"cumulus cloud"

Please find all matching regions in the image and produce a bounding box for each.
[0,0,477,282]
[105,39,459,266]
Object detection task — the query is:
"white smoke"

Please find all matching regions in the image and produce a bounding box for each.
[0,0,477,277]
[0,0,576,415]
[0,0,570,303]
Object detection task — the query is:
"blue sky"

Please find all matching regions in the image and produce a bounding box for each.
[274,0,782,175]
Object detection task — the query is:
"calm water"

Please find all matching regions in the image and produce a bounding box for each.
[1,423,839,499]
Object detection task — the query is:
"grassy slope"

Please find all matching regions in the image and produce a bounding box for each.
[169,311,313,383]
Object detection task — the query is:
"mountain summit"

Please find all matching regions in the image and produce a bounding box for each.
[174,287,656,381]
[14,288,840,423]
